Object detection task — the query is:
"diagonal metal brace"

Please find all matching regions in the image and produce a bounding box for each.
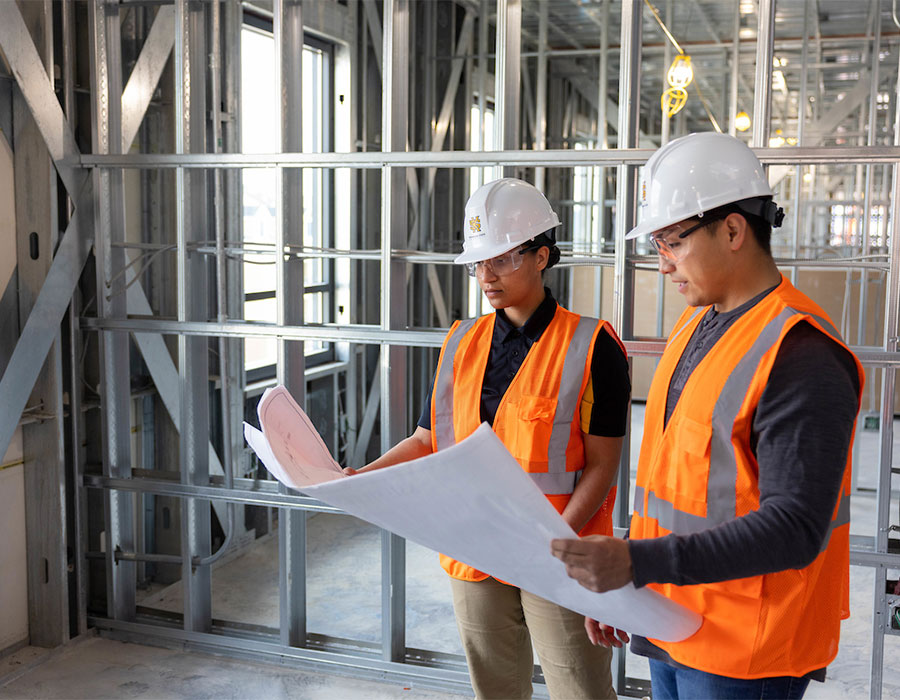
[0,179,94,461]
[0,1,86,198]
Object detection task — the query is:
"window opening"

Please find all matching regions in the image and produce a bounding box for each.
[241,22,334,381]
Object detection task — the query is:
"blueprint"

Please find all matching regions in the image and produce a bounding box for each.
[245,386,702,642]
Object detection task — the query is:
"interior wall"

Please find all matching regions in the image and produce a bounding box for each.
[0,124,28,652]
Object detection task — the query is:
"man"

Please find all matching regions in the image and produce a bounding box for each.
[551,132,864,699]
[353,178,629,699]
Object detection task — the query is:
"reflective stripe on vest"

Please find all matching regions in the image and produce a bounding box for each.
[667,306,705,347]
[433,318,477,452]
[545,316,600,482]
[433,314,599,496]
[635,306,850,534]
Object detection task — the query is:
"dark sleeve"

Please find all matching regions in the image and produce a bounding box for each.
[583,327,631,437]
[417,370,436,430]
[629,321,861,587]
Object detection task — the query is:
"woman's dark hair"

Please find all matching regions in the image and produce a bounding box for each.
[525,230,561,269]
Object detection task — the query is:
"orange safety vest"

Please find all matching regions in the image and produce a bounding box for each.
[431,304,625,581]
[630,276,864,679]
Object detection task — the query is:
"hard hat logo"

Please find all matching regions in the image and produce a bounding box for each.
[469,216,482,235]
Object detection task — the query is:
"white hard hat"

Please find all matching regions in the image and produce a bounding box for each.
[626,132,775,239]
[455,178,561,264]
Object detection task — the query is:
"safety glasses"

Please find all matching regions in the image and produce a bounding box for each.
[649,213,728,262]
[465,246,531,277]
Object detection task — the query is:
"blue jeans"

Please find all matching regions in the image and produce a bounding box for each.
[649,659,811,700]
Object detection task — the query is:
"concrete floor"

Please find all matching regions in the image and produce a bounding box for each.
[1,405,898,699]
[0,636,464,700]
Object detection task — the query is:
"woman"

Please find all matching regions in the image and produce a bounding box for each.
[351,178,630,700]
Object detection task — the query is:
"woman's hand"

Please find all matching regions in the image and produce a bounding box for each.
[584,617,630,648]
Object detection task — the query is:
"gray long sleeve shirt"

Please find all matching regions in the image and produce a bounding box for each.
[628,286,862,679]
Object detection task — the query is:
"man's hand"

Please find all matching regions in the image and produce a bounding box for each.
[550,535,634,593]
[584,617,630,648]
[342,467,358,476]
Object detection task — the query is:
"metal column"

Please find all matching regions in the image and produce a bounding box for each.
[751,0,775,148]
[612,1,642,694]
[380,0,409,663]
[90,0,136,625]
[494,0,521,175]
[275,0,308,648]
[534,1,547,191]
[175,0,212,633]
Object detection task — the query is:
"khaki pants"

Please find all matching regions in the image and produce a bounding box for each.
[450,576,617,700]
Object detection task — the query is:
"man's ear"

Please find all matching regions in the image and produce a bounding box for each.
[725,213,749,251]
[535,245,550,271]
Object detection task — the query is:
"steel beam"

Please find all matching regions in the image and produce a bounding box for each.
[274,0,307,650]
[81,145,900,169]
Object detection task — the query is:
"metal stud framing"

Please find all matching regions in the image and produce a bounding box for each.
[175,0,212,633]
[274,0,308,649]
[380,0,409,663]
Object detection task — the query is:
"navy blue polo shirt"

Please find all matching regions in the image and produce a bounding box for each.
[418,289,630,437]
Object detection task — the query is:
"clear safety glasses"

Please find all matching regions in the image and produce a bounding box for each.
[465,246,530,277]
[649,213,728,262]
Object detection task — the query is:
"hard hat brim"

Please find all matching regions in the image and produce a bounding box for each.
[625,215,689,240]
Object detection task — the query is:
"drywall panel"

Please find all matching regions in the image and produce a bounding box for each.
[0,111,27,653]
[0,433,28,651]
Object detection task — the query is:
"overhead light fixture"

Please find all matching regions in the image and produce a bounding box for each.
[735,111,751,132]
[667,54,693,89]
[768,129,786,148]
[662,54,692,118]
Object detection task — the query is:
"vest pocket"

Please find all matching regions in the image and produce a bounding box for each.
[663,414,711,518]
[510,395,557,468]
